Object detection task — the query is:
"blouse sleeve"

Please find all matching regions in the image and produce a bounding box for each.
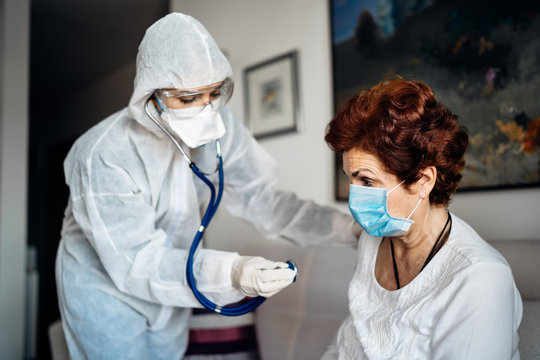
[430,261,522,359]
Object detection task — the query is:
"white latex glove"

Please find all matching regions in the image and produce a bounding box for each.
[231,256,297,298]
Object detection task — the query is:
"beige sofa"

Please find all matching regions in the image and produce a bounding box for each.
[245,240,540,360]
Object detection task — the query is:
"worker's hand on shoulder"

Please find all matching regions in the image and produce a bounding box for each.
[231,256,296,298]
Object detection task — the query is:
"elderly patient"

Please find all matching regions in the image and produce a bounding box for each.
[322,77,522,359]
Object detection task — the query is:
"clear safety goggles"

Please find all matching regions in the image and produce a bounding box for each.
[155,77,234,112]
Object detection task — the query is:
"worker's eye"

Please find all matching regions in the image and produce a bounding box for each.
[178,95,197,104]
[210,90,221,99]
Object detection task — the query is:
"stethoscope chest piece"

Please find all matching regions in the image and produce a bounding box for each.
[286,260,298,282]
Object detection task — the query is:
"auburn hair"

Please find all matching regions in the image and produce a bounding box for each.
[325,77,469,205]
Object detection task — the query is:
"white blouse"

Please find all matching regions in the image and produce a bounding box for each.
[322,214,522,360]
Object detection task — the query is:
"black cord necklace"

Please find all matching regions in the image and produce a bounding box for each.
[390,212,452,290]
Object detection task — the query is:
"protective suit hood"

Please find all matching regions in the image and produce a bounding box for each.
[128,12,232,134]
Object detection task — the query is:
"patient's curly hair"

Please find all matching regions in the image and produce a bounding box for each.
[325,76,469,206]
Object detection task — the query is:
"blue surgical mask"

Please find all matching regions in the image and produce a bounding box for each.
[348,181,421,237]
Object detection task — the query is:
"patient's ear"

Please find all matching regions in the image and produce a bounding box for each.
[415,166,437,199]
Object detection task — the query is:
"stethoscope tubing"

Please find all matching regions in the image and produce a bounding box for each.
[145,97,270,316]
[187,152,270,315]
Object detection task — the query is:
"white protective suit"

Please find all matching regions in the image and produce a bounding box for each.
[55,12,357,360]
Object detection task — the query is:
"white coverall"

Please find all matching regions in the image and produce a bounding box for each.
[55,12,357,359]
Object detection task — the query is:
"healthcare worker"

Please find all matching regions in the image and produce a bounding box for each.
[55,12,359,359]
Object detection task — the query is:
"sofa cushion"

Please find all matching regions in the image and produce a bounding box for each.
[519,300,540,360]
[184,308,259,360]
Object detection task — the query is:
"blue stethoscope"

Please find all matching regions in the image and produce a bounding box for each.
[145,98,297,316]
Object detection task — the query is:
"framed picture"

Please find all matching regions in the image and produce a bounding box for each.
[330,0,540,200]
[243,51,299,139]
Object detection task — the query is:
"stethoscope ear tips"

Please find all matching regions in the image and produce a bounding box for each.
[286,260,298,282]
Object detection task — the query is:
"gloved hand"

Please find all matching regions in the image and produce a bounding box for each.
[231,256,297,298]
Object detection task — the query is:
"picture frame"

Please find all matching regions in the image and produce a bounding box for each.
[330,0,540,200]
[243,51,299,139]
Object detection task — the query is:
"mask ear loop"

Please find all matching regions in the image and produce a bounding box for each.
[387,180,422,220]
[388,180,405,194]
[406,198,422,220]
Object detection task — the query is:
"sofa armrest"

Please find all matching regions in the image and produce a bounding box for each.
[488,240,540,300]
[519,301,540,360]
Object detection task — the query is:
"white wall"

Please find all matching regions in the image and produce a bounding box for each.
[173,0,336,204]
[171,0,540,251]
[0,0,30,357]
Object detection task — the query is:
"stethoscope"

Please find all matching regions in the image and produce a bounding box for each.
[144,97,297,316]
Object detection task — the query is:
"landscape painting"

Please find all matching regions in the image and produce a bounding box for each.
[331,0,540,199]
